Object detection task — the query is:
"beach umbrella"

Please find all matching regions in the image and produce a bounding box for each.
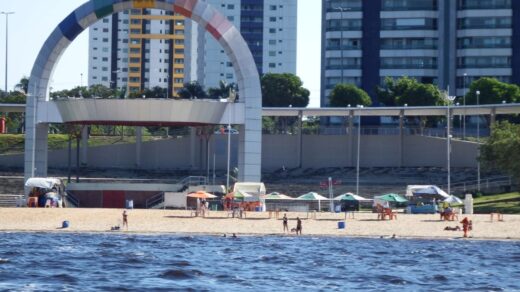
[25,177,61,189]
[187,191,216,199]
[444,195,463,204]
[264,192,293,200]
[377,193,408,203]
[224,190,252,200]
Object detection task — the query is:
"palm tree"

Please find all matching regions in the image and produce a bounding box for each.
[14,77,29,94]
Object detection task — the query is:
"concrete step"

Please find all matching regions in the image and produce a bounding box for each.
[0,194,22,207]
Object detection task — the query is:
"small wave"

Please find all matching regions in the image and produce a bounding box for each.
[160,269,203,280]
[377,275,409,285]
[431,274,449,282]
[49,273,78,284]
[170,260,191,267]
[0,258,10,264]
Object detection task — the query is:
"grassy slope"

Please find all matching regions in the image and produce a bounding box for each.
[473,192,520,214]
[0,134,153,154]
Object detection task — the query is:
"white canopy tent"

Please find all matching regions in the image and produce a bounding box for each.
[406,185,450,199]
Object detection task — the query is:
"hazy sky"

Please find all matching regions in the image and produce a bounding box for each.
[0,0,322,107]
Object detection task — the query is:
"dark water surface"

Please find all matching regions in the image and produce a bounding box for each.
[0,232,519,291]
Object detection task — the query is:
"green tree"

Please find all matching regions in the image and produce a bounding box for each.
[208,80,237,100]
[329,84,372,107]
[261,73,310,107]
[480,121,520,180]
[178,81,208,100]
[465,77,520,105]
[143,86,167,98]
[376,76,447,107]
[89,84,116,98]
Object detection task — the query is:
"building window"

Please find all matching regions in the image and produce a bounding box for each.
[270,5,277,10]
[269,63,276,68]
[102,67,108,71]
[270,17,276,22]
[227,4,235,9]
[102,18,109,23]
[102,38,109,42]
[102,77,108,81]
[102,57,108,62]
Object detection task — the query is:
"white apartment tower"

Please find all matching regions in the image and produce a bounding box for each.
[88,1,297,95]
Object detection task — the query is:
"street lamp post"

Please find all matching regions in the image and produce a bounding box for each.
[226,103,232,193]
[445,91,456,196]
[476,90,481,192]
[463,73,467,139]
[356,105,363,196]
[1,12,15,93]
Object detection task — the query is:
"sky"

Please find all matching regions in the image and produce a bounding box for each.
[0,0,322,107]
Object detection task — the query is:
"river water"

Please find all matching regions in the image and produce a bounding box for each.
[0,232,519,291]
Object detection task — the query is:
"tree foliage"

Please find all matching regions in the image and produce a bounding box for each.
[208,80,238,100]
[329,84,372,107]
[465,77,520,105]
[480,121,520,180]
[376,77,447,106]
[14,76,29,94]
[261,73,310,107]
[178,81,208,100]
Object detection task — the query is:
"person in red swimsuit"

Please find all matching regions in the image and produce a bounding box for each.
[460,217,470,238]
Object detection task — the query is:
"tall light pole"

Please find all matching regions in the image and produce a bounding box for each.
[445,90,456,195]
[476,90,481,192]
[356,105,363,196]
[1,12,14,93]
[226,100,232,193]
[463,73,467,139]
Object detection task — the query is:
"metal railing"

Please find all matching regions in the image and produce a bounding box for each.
[65,191,80,207]
[439,176,517,195]
[145,192,165,209]
[178,176,208,188]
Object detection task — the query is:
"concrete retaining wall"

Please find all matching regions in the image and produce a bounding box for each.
[0,134,479,171]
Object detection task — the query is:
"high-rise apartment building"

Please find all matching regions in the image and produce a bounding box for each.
[321,0,520,106]
[189,0,297,89]
[89,1,297,95]
[89,8,186,97]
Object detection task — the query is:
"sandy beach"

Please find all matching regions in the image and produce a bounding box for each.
[0,208,519,240]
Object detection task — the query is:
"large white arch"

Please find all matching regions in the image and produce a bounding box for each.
[24,0,262,184]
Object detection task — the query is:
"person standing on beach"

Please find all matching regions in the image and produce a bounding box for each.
[282,214,289,233]
[296,217,302,235]
[123,210,128,230]
[460,217,470,238]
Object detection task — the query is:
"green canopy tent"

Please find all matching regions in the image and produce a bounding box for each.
[297,192,329,211]
[374,193,408,208]
[264,192,293,200]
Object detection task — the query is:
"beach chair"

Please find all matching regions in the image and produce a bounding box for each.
[383,208,397,220]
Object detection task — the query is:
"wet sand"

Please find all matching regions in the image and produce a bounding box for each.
[0,208,518,240]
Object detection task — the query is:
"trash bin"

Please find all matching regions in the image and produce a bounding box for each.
[337,221,345,229]
[126,200,134,209]
[62,221,69,228]
[255,206,261,212]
